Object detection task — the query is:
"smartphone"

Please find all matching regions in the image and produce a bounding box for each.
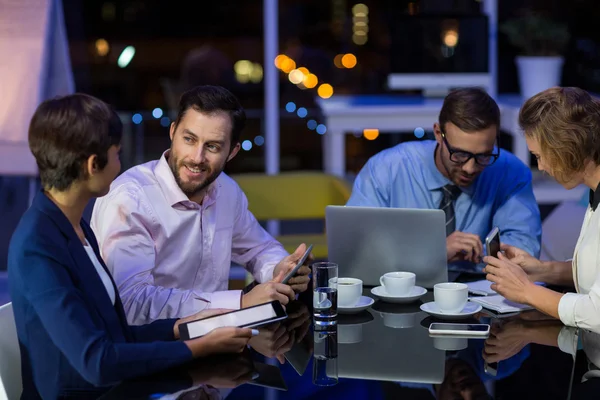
[281,244,313,284]
[485,226,501,258]
[179,301,287,340]
[428,323,490,337]
[248,361,288,391]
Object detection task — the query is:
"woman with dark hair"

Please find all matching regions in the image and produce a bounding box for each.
[484,87,600,333]
[8,93,256,399]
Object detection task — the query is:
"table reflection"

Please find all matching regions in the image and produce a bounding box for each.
[103,295,582,400]
[572,329,600,399]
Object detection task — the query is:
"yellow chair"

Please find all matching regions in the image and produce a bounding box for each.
[231,171,352,259]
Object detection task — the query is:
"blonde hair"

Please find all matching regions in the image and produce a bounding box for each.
[519,87,600,183]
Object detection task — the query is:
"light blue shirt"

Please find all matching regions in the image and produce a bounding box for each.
[347,140,541,272]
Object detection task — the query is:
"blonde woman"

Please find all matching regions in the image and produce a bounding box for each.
[484,87,600,333]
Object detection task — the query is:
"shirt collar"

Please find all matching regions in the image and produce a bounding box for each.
[424,142,475,196]
[153,150,220,207]
[590,182,600,211]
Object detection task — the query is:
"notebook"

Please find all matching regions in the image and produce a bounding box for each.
[469,295,534,314]
[466,280,496,296]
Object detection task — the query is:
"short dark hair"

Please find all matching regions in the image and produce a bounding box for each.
[174,85,246,146]
[439,87,500,132]
[28,93,122,191]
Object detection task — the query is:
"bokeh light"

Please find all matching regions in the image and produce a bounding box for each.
[363,128,379,140]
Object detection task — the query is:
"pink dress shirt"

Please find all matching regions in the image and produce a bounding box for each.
[91,152,288,325]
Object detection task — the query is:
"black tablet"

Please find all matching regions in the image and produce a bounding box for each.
[179,301,287,340]
[248,361,288,391]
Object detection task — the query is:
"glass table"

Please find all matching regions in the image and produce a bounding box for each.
[100,289,587,400]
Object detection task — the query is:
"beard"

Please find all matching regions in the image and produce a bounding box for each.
[168,153,224,198]
[447,165,479,187]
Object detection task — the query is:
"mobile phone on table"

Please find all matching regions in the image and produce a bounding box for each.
[282,244,313,284]
[485,227,501,258]
[179,301,287,340]
[428,323,490,337]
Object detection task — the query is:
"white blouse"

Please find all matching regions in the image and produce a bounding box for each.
[84,241,116,306]
[558,200,600,332]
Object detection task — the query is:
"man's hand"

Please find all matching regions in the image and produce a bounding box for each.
[284,301,311,344]
[446,231,484,263]
[241,271,295,308]
[272,243,312,293]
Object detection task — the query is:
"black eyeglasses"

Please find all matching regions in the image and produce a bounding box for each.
[440,131,500,166]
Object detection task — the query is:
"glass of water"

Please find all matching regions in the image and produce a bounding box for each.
[312,262,338,326]
[313,324,338,386]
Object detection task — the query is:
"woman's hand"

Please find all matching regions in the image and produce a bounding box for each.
[500,244,545,281]
[483,319,530,364]
[186,327,256,358]
[174,309,232,339]
[483,252,535,305]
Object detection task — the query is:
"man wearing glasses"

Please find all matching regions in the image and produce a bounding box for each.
[347,87,541,275]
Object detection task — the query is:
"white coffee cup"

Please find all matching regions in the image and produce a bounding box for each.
[337,277,363,307]
[380,272,415,296]
[338,323,363,344]
[434,282,468,314]
[432,336,468,351]
[379,312,416,329]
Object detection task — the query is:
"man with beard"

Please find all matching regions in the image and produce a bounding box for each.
[91,85,309,325]
[347,87,541,276]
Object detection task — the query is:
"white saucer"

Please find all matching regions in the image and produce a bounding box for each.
[338,296,375,314]
[370,286,427,304]
[419,301,482,320]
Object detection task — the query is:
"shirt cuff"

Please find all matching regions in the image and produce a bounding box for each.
[558,292,582,327]
[557,325,578,356]
[259,262,277,284]
[197,290,243,311]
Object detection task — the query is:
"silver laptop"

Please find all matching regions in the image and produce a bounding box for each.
[325,205,447,289]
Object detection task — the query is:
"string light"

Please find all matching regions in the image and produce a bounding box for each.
[274,56,331,135]
[297,107,308,118]
[95,39,109,56]
[234,60,263,84]
[317,84,334,99]
[414,127,425,138]
[254,136,265,146]
[334,54,344,69]
[288,69,304,84]
[241,140,253,151]
[363,128,379,140]
[352,4,369,45]
[152,108,163,119]
[285,102,297,112]
[117,46,135,68]
[341,53,357,68]
[304,74,318,88]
